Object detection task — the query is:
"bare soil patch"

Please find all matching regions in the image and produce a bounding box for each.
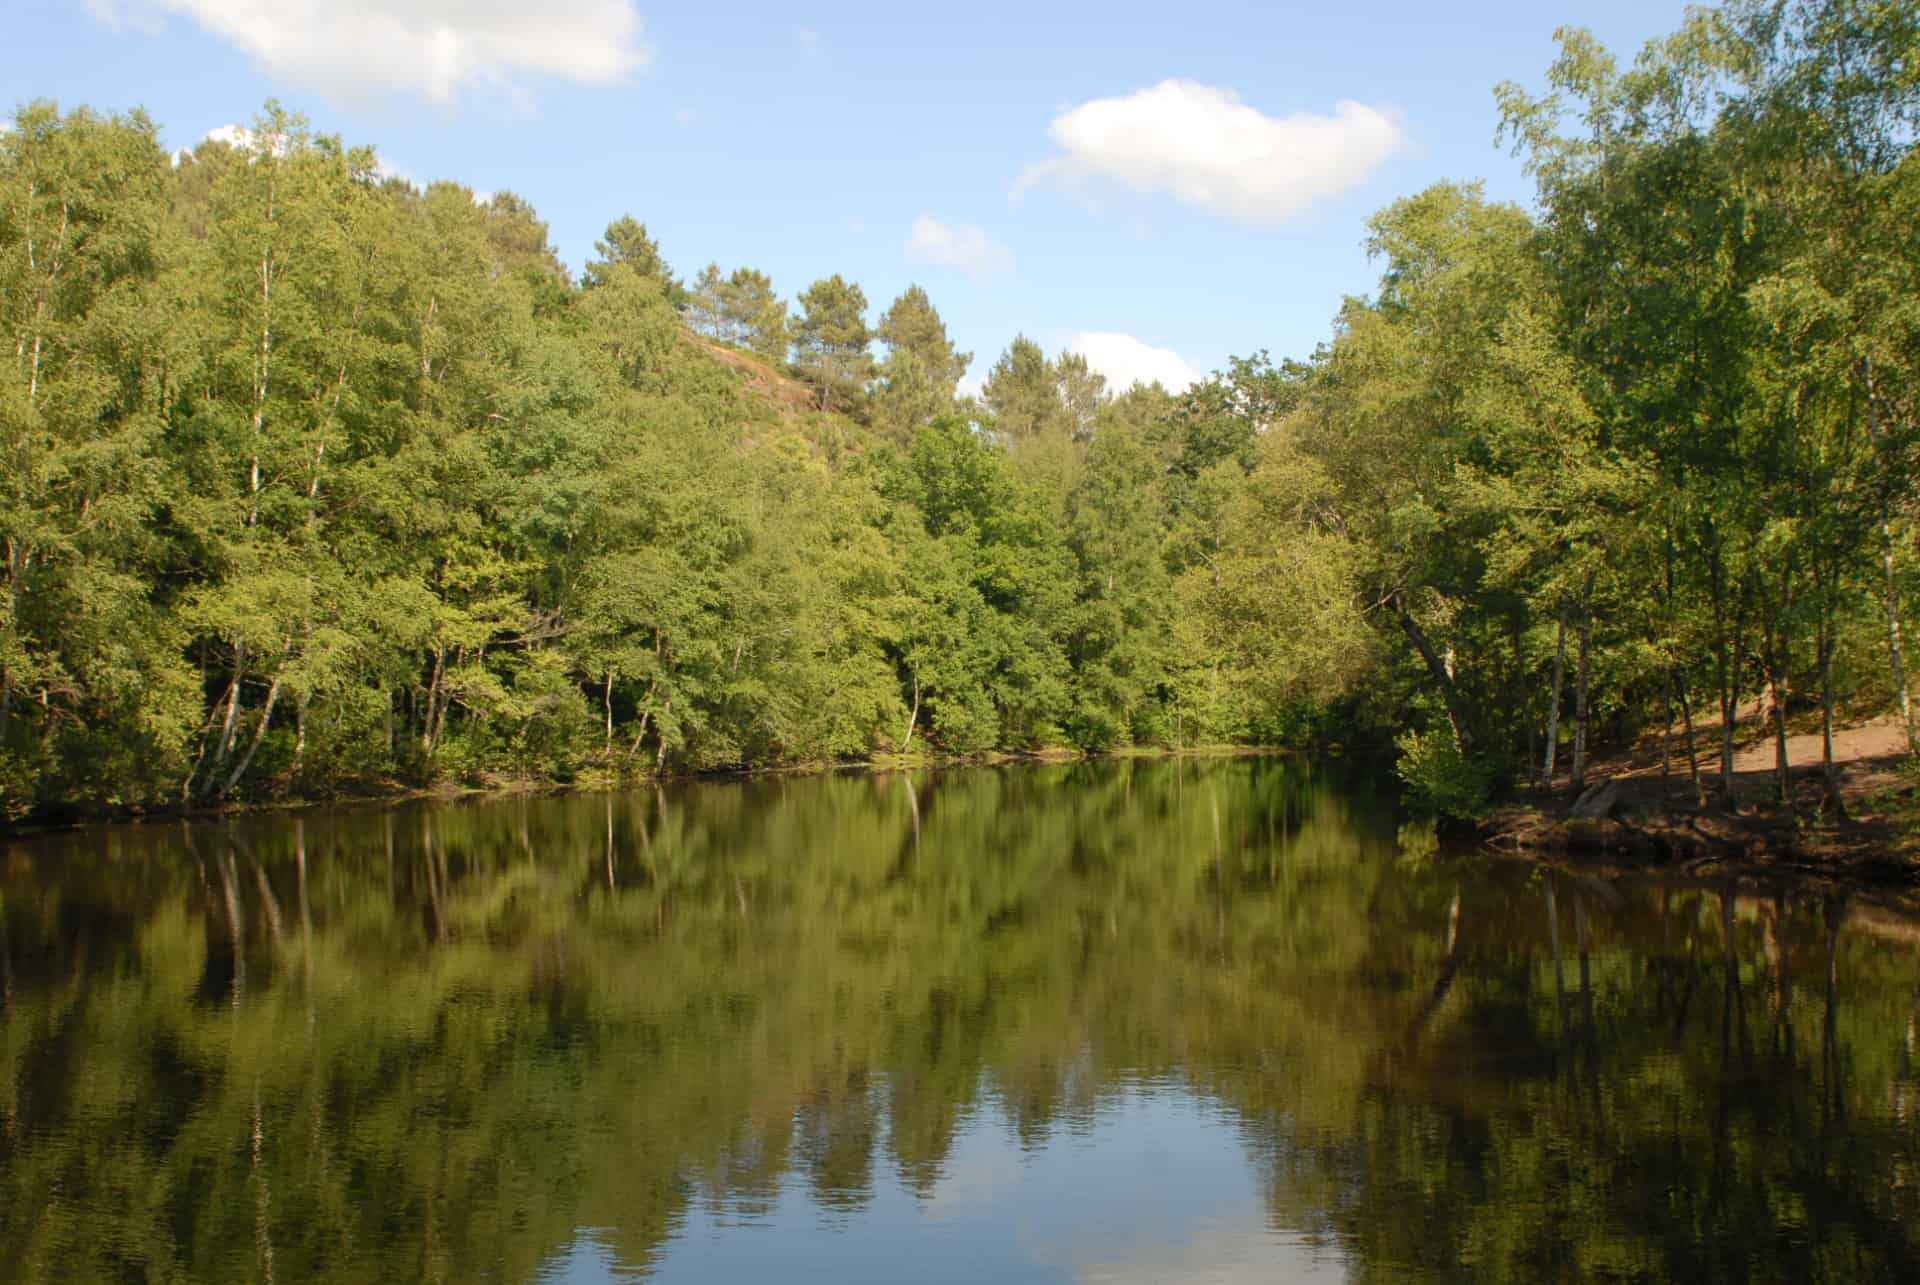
[694,337,819,416]
[1484,711,1920,889]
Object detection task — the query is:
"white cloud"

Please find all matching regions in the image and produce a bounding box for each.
[186,122,409,183]
[81,0,165,34]
[203,122,252,148]
[86,1,651,107]
[1018,80,1403,226]
[905,215,1014,281]
[1068,332,1202,393]
[793,25,824,56]
[179,122,278,163]
[1069,1216,1348,1285]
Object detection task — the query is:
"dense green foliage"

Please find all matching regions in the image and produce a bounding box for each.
[1337,0,1920,815]
[0,97,1350,818]
[4,0,1920,820]
[2,760,1914,1281]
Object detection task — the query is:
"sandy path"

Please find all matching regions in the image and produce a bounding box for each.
[1726,715,1911,773]
[1568,712,1912,785]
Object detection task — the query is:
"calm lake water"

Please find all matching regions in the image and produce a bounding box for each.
[3,758,1918,1282]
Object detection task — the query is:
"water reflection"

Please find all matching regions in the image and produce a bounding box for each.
[2,758,1917,1282]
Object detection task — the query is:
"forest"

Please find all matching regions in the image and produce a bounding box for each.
[2,0,1918,822]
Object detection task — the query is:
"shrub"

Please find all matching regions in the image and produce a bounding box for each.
[1395,728,1492,821]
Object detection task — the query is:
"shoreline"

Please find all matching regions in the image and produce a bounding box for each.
[0,742,1286,838]
[1477,752,1920,890]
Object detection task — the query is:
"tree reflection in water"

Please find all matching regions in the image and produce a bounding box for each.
[2,758,1916,1282]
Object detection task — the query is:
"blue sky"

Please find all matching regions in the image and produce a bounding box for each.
[12,0,1697,393]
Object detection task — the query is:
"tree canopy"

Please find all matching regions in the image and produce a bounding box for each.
[3,0,1920,822]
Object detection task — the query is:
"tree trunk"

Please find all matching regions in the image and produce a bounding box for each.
[654,696,672,776]
[0,538,16,737]
[1712,547,1738,799]
[246,188,275,529]
[23,199,69,410]
[1879,514,1914,757]
[1393,594,1472,753]
[1723,627,1744,801]
[1572,587,1593,791]
[213,640,249,773]
[1864,358,1917,756]
[1767,616,1792,813]
[181,708,218,802]
[604,671,614,754]
[431,671,452,754]
[1771,561,1796,812]
[1678,678,1705,807]
[1660,667,1674,808]
[901,670,921,754]
[626,678,658,760]
[291,695,307,780]
[1820,612,1843,817]
[1514,617,1536,784]
[1543,600,1567,785]
[220,673,282,799]
[421,644,444,754]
